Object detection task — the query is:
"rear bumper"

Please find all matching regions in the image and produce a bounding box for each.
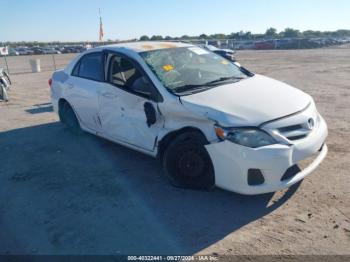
[205,115,328,195]
[50,94,59,114]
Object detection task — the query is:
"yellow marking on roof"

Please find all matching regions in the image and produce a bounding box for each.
[105,41,195,53]
[141,44,155,50]
[158,43,177,49]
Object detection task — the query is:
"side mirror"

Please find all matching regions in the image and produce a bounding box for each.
[240,65,255,77]
[131,77,151,95]
[132,76,162,102]
[144,102,157,127]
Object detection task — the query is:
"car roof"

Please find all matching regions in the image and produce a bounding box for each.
[103,41,194,53]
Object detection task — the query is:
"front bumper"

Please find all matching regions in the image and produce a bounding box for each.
[205,115,328,195]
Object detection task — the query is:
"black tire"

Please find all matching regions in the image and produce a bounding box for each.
[59,102,83,135]
[3,71,11,86]
[0,83,8,101]
[163,132,215,190]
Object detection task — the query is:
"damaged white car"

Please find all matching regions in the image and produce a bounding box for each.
[50,42,328,195]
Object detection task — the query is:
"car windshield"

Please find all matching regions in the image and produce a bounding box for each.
[140,47,248,93]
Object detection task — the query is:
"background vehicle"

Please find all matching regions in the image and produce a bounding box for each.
[8,48,19,56]
[199,44,236,61]
[54,46,66,53]
[212,48,236,61]
[41,47,61,54]
[32,47,45,54]
[254,40,275,50]
[275,39,298,49]
[15,47,34,55]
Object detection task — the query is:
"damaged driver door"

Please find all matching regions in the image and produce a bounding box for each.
[99,53,163,152]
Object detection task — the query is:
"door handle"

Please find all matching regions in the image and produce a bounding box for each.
[101,92,118,98]
[67,83,74,89]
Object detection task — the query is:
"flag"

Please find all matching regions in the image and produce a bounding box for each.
[0,46,8,55]
[99,12,104,41]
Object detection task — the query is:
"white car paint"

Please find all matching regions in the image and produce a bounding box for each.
[180,74,311,127]
[98,81,162,151]
[65,76,103,132]
[50,41,328,195]
[206,101,328,194]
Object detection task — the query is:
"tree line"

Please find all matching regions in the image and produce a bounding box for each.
[139,28,350,41]
[2,28,350,46]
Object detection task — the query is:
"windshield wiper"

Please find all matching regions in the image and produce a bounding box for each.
[173,76,244,94]
[172,84,209,93]
[206,76,244,84]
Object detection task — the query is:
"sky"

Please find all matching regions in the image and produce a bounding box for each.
[1,0,350,42]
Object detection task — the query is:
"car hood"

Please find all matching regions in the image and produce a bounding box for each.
[180,74,311,126]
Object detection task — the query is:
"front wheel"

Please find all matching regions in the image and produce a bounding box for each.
[163,132,215,190]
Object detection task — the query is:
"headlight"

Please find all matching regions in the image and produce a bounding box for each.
[215,125,277,148]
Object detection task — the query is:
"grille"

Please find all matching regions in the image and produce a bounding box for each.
[264,103,319,142]
[278,124,303,133]
[277,122,313,141]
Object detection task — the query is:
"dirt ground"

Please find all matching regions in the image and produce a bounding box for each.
[0,48,349,256]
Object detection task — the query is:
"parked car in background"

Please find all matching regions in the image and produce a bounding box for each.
[254,40,275,50]
[206,40,221,47]
[41,47,61,54]
[50,42,328,195]
[32,47,45,55]
[55,46,66,53]
[73,45,87,53]
[235,40,255,50]
[15,47,34,55]
[8,48,19,56]
[61,46,73,53]
[212,48,236,61]
[199,44,236,62]
[61,46,82,53]
[275,39,298,49]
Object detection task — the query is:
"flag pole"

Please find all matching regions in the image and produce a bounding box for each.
[3,46,10,74]
[3,55,9,74]
[99,8,101,42]
[4,55,10,74]
[99,8,104,44]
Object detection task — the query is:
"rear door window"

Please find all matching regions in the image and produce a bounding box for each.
[74,53,103,81]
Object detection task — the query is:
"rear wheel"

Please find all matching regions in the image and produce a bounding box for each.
[163,132,215,190]
[59,102,82,135]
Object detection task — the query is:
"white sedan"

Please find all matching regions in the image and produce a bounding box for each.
[50,41,328,195]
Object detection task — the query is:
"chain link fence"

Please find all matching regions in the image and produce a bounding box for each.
[0,53,77,75]
[188,38,350,50]
[1,38,350,75]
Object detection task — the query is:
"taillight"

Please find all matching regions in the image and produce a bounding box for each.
[48,78,52,87]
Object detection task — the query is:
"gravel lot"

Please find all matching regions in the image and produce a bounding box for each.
[0,48,349,256]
